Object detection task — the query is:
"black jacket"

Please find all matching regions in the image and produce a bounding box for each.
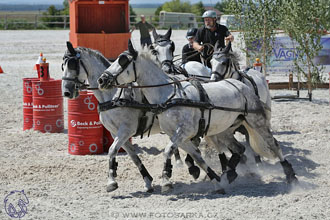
[194,24,230,67]
[194,23,230,48]
[182,44,201,64]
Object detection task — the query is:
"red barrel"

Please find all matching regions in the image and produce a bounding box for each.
[32,79,64,133]
[68,91,103,155]
[23,78,39,130]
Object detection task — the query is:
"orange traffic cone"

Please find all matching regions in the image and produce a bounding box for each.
[0,66,3,74]
[34,52,43,71]
[253,58,262,73]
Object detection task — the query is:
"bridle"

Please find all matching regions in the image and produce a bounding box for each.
[152,39,175,72]
[102,51,138,87]
[211,52,240,81]
[61,51,90,90]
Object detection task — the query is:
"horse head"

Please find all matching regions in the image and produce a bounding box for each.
[98,39,138,90]
[210,41,237,81]
[62,41,111,99]
[151,27,175,74]
[61,41,87,99]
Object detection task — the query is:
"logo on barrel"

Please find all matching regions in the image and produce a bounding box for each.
[84,96,96,111]
[70,120,77,127]
[70,120,102,128]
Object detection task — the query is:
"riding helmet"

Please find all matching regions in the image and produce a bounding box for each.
[202,10,217,18]
[186,28,198,38]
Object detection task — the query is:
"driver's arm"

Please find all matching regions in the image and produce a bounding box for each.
[193,41,203,52]
[193,28,204,52]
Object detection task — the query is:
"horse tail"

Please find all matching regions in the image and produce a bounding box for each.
[241,119,277,159]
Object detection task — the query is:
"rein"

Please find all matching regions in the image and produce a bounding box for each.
[111,77,195,89]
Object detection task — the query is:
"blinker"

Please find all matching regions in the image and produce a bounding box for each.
[118,54,131,70]
[67,58,78,70]
[221,58,230,66]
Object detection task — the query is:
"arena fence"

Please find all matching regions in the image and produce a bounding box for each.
[0,14,206,30]
[0,14,70,29]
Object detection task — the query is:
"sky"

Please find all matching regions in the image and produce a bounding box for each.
[0,0,217,5]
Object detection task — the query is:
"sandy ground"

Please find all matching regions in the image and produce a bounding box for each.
[0,30,330,220]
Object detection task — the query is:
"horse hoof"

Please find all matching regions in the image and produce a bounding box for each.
[145,187,154,193]
[161,183,173,193]
[189,166,200,180]
[288,175,298,184]
[227,170,238,184]
[215,188,226,194]
[106,182,118,192]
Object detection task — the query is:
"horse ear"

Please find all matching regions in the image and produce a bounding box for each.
[224,41,232,54]
[152,28,159,41]
[128,39,137,58]
[66,41,76,55]
[164,27,172,40]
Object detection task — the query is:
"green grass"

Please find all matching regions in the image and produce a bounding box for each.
[0,11,43,23]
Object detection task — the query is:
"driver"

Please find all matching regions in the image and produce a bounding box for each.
[193,10,234,68]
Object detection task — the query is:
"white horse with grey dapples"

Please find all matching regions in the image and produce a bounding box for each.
[98,40,298,193]
[151,28,259,180]
[61,42,199,193]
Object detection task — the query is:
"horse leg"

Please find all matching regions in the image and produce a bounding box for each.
[107,137,121,192]
[178,141,225,194]
[123,140,154,192]
[207,132,245,184]
[162,129,224,193]
[204,136,228,173]
[162,142,176,192]
[173,148,183,167]
[185,154,200,180]
[107,133,153,192]
[162,143,200,191]
[242,115,298,184]
[183,137,201,180]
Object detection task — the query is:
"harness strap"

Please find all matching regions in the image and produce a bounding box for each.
[170,76,187,98]
[98,98,156,139]
[98,98,262,114]
[190,79,212,139]
[238,70,260,98]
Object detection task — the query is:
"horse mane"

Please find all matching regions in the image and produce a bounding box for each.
[214,48,242,64]
[76,47,111,68]
[138,48,160,67]
[228,50,242,64]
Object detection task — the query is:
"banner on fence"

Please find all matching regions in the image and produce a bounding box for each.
[268,34,330,75]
